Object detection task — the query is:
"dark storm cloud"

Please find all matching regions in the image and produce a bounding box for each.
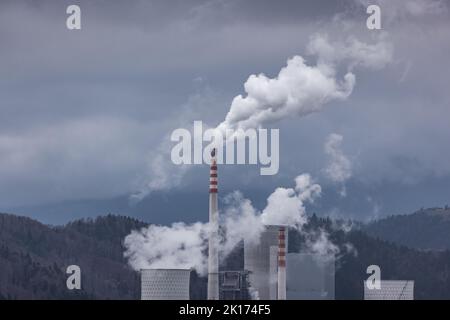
[0,0,449,219]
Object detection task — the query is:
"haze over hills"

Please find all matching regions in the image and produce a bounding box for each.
[1,189,269,226]
[2,208,450,299]
[364,207,450,251]
[4,177,450,226]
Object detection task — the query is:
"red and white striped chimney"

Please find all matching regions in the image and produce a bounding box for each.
[209,148,218,194]
[277,226,286,300]
[207,148,219,300]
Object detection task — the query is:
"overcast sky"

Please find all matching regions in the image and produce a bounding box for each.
[0,0,449,222]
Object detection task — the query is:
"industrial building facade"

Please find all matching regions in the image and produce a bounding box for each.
[141,269,191,300]
[219,271,250,300]
[364,280,414,300]
[244,225,285,299]
[286,253,335,300]
[244,226,336,300]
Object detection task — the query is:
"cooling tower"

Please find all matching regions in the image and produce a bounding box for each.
[141,269,191,300]
[364,280,414,300]
[207,148,219,300]
[244,225,288,300]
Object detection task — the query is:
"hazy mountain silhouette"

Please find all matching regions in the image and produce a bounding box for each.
[364,207,450,250]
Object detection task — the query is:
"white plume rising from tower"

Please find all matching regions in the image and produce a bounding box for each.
[130,34,392,200]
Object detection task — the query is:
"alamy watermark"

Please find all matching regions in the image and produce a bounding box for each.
[65,4,379,31]
[66,265,81,290]
[366,4,381,30]
[170,121,279,175]
[366,264,381,290]
[66,5,81,30]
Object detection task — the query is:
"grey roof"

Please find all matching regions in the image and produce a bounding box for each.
[364,280,414,300]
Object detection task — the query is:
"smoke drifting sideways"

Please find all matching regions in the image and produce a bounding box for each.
[216,34,392,132]
[124,173,346,276]
[131,33,393,201]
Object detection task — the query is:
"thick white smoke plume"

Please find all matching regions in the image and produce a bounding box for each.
[124,222,209,275]
[216,55,354,132]
[217,34,392,132]
[324,133,352,197]
[132,34,392,200]
[124,173,324,275]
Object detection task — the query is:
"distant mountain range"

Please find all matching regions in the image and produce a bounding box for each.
[2,208,450,299]
[364,207,450,250]
[1,189,271,226]
[4,177,450,226]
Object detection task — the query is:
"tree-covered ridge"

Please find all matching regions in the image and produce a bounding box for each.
[2,210,450,299]
[364,207,450,250]
[0,213,143,299]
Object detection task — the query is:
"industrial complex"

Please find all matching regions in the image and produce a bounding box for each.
[139,150,413,300]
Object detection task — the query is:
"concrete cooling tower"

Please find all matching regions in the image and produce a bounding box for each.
[244,225,288,300]
[141,269,191,300]
[364,280,414,300]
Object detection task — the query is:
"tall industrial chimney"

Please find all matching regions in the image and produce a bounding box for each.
[277,226,287,300]
[207,148,219,300]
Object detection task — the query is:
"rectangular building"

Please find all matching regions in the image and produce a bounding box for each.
[286,253,335,300]
[364,280,414,300]
[141,269,191,300]
[244,225,288,300]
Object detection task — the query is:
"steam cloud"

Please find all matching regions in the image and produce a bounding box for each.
[129,137,190,204]
[217,34,392,132]
[124,173,331,275]
[124,222,209,275]
[131,33,392,200]
[324,133,352,197]
[124,34,391,272]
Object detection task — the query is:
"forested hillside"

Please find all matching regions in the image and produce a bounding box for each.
[3,211,450,299]
[0,214,144,299]
[364,207,450,250]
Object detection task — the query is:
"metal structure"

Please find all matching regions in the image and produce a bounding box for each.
[219,271,250,300]
[244,225,288,300]
[207,148,219,300]
[141,269,191,300]
[364,280,414,300]
[286,253,335,300]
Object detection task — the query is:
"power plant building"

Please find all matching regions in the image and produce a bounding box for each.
[219,271,250,300]
[364,280,414,300]
[141,269,191,300]
[244,225,288,300]
[286,253,335,300]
